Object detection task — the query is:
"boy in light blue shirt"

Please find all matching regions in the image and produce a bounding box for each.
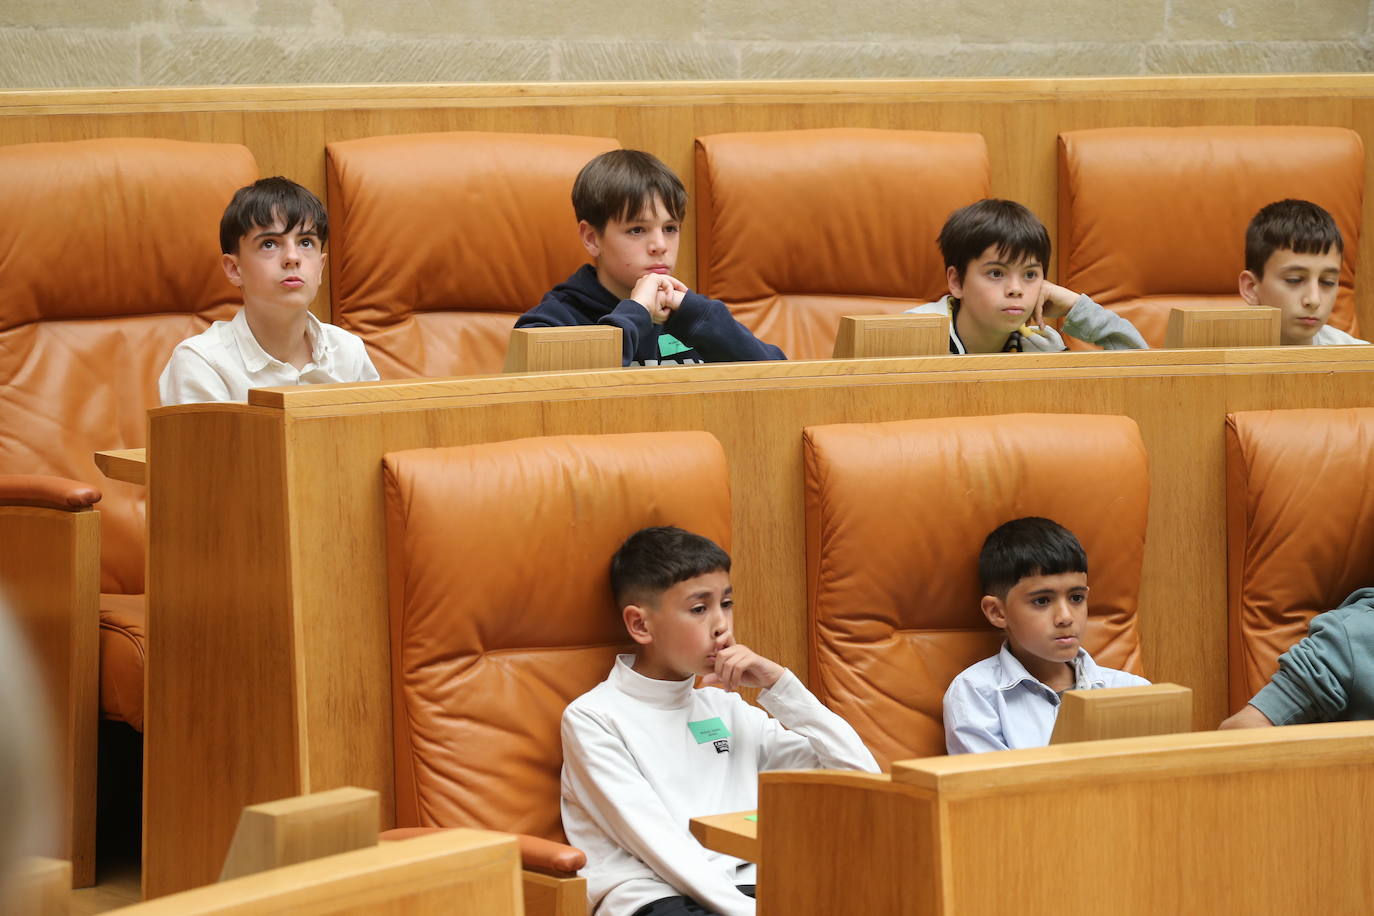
[943,517,1149,754]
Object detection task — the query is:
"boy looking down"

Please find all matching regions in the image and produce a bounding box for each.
[943,517,1149,754]
[516,150,786,367]
[159,177,378,405]
[561,527,876,916]
[1238,199,1366,346]
[907,198,1147,354]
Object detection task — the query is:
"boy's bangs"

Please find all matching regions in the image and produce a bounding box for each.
[993,232,1047,269]
[614,181,686,225]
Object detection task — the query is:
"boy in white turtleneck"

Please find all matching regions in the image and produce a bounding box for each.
[560,526,878,916]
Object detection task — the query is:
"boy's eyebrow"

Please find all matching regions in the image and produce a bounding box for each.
[686,585,731,600]
[1024,585,1088,597]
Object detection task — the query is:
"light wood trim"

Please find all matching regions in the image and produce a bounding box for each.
[689,811,759,863]
[93,449,148,487]
[503,327,622,373]
[893,720,1374,798]
[116,829,522,915]
[831,314,950,359]
[1049,683,1193,745]
[144,407,298,899]
[6,856,72,915]
[243,345,1374,410]
[520,870,587,916]
[1164,306,1281,349]
[218,787,380,882]
[0,506,99,888]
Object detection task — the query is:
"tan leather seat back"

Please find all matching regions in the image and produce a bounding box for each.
[695,128,990,360]
[1059,126,1363,348]
[1225,408,1374,711]
[383,431,731,840]
[326,132,620,379]
[0,138,255,594]
[804,414,1149,765]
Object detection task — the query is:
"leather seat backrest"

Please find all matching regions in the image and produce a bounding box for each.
[1224,408,1374,711]
[695,128,990,361]
[804,413,1149,766]
[326,131,620,379]
[1059,126,1364,348]
[383,431,731,839]
[0,138,256,594]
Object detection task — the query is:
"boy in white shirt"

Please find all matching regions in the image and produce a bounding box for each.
[1238,199,1367,346]
[943,517,1149,754]
[158,177,378,405]
[561,526,877,916]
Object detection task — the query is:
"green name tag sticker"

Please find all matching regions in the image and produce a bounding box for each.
[658,333,692,358]
[744,814,758,823]
[687,717,732,744]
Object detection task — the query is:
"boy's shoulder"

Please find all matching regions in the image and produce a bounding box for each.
[905,295,954,317]
[944,651,1009,698]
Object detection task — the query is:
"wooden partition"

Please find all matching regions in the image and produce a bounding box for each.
[759,722,1374,915]
[4,76,1374,331]
[144,346,1374,896]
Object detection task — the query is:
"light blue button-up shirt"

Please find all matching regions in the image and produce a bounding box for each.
[943,642,1150,754]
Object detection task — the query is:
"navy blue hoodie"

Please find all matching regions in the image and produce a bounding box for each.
[516,264,786,367]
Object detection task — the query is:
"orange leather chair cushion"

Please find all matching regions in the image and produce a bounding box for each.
[98,593,146,731]
[804,413,1149,766]
[383,431,731,842]
[1058,126,1364,347]
[326,132,619,379]
[1225,408,1374,712]
[695,128,990,360]
[0,138,255,596]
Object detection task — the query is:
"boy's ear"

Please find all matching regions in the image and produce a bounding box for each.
[946,264,964,299]
[221,253,243,287]
[1238,269,1261,306]
[578,220,602,260]
[622,603,653,646]
[980,595,1008,630]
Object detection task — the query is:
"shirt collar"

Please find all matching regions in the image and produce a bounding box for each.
[230,308,333,373]
[993,642,1107,694]
[609,653,696,710]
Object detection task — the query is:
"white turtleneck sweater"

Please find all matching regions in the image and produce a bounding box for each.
[560,654,878,916]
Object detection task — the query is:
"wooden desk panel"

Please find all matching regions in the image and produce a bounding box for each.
[146,347,1374,895]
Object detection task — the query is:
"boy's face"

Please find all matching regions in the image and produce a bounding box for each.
[947,245,1044,339]
[981,571,1088,674]
[579,195,680,301]
[625,570,733,681]
[223,216,325,314]
[1239,247,1341,346]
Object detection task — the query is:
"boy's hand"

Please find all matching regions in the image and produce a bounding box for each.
[700,642,784,692]
[658,274,688,309]
[1031,281,1080,326]
[630,274,675,325]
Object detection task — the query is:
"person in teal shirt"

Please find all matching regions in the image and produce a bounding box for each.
[1220,588,1374,728]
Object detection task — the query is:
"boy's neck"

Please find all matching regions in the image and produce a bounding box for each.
[244,304,313,370]
[631,651,691,682]
[1007,642,1076,692]
[594,264,632,302]
[952,300,1009,354]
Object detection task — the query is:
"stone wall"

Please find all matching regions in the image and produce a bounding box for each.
[2,0,1371,88]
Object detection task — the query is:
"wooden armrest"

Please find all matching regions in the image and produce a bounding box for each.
[379,827,585,876]
[0,474,101,510]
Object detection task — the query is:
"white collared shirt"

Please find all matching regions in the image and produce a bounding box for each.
[158,308,379,406]
[943,642,1149,755]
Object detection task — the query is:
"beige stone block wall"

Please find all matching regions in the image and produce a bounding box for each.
[0,0,1370,88]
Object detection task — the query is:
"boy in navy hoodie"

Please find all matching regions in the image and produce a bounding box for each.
[516,150,786,366]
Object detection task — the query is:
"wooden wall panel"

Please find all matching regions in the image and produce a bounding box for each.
[145,347,1374,895]
[4,76,1374,327]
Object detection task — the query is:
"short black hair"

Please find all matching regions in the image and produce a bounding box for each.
[978,517,1087,599]
[938,199,1051,282]
[572,150,687,233]
[610,526,730,609]
[1245,199,1343,277]
[219,176,328,255]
